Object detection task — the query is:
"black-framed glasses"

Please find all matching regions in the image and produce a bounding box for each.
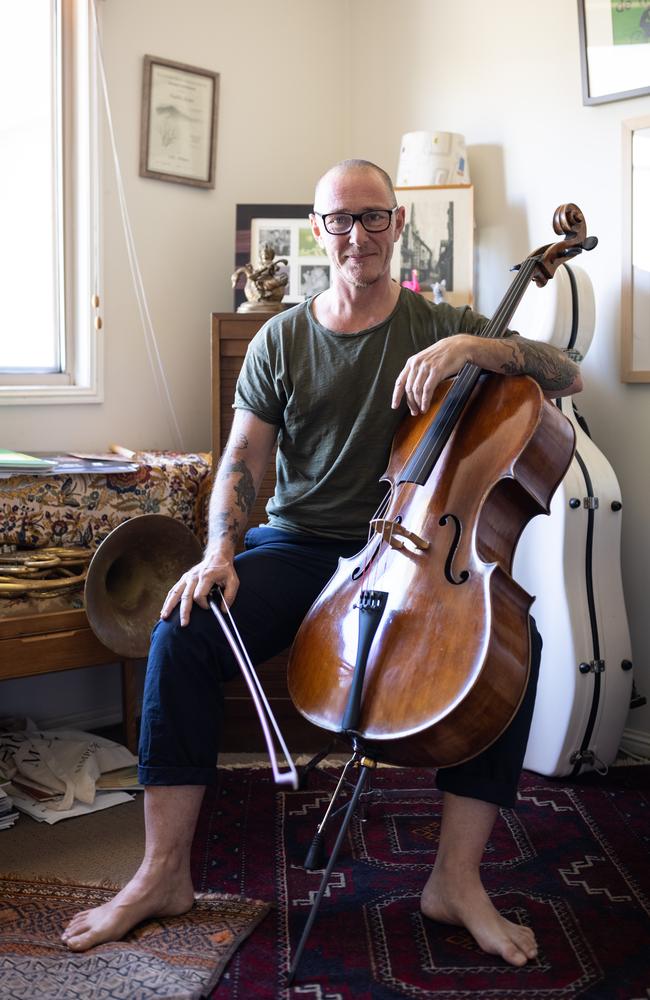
[316,208,397,235]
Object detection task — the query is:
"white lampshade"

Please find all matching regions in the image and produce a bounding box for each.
[397,131,470,187]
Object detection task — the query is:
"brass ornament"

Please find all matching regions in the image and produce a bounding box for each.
[84,513,203,658]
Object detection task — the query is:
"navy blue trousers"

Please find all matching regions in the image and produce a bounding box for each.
[138,526,541,808]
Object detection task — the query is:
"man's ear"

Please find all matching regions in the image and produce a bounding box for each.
[309,212,324,245]
[393,205,406,243]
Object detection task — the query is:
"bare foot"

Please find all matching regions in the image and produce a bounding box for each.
[420,867,538,967]
[60,863,195,951]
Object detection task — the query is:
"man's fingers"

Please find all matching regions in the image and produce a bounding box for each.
[160,581,185,619]
[220,576,240,609]
[393,361,438,415]
[158,560,239,625]
[391,369,407,409]
[178,590,195,626]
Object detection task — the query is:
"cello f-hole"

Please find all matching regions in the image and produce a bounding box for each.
[439,513,470,585]
[351,541,381,581]
[350,516,403,580]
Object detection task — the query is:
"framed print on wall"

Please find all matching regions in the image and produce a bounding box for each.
[140,55,219,188]
[578,0,650,105]
[621,115,650,381]
[234,204,325,310]
[392,185,474,307]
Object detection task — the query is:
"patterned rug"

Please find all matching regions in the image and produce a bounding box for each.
[0,877,270,999]
[197,762,650,999]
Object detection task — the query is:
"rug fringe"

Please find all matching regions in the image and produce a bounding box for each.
[0,872,121,890]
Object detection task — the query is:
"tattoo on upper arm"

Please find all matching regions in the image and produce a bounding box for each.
[232,433,249,450]
[500,339,578,392]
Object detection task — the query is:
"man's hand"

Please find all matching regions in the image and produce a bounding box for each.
[160,549,239,627]
[392,335,475,415]
[392,332,582,415]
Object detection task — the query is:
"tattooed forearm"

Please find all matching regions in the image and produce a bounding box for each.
[217,458,256,515]
[500,336,580,393]
[209,454,257,550]
[209,510,241,546]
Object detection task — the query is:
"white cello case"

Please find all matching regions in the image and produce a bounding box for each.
[510,263,634,777]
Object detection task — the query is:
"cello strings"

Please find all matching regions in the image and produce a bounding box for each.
[361,488,393,587]
[399,256,540,487]
[360,255,540,583]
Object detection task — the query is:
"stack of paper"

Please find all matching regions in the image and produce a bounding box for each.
[0,450,139,476]
[0,784,19,830]
[0,449,57,473]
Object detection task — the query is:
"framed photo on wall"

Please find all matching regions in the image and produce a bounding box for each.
[578,0,650,105]
[234,204,326,309]
[140,55,219,188]
[621,115,650,381]
[392,185,474,306]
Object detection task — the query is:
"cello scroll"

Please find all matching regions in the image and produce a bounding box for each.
[528,203,598,287]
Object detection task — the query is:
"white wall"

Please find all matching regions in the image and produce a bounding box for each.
[2,0,649,753]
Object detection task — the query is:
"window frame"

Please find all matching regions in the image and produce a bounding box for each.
[0,0,103,405]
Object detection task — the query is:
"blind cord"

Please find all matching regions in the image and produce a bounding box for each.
[91,0,185,451]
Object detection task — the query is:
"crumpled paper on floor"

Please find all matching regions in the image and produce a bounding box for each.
[8,786,133,824]
[0,718,137,817]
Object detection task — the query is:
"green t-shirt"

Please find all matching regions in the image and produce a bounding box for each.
[233,287,489,539]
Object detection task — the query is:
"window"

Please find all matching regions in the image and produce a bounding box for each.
[0,0,102,403]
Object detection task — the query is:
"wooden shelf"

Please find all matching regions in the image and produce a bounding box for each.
[0,605,140,752]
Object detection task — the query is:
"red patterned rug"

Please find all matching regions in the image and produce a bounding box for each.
[0,877,269,999]
[196,762,650,999]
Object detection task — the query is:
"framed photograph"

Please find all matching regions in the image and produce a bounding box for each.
[578,0,650,106]
[392,185,474,306]
[621,115,650,381]
[234,204,327,309]
[139,55,219,188]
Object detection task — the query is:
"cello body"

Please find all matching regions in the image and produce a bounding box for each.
[288,374,575,767]
[287,206,596,770]
[511,264,633,776]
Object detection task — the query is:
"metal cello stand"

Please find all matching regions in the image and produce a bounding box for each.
[288,741,378,984]
[288,587,389,983]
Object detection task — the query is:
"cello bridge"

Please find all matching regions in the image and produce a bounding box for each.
[370,518,430,552]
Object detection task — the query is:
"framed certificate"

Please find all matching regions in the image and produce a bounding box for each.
[140,55,219,188]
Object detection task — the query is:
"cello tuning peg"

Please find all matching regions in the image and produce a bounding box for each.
[582,236,598,251]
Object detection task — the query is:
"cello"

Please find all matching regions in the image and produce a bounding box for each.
[287,203,598,769]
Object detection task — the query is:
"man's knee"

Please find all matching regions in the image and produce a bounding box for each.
[148,605,239,682]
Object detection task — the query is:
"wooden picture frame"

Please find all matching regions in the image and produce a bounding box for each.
[392,185,474,307]
[621,115,650,381]
[578,0,650,106]
[139,55,219,188]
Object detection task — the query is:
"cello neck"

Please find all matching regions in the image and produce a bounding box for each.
[478,254,541,341]
[400,255,542,486]
[400,197,598,488]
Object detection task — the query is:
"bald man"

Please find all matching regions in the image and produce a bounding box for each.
[62,159,580,965]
